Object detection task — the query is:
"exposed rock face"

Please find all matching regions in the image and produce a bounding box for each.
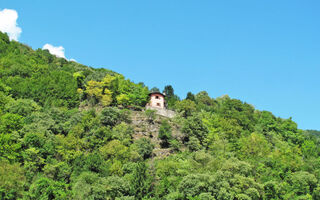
[130,111,181,158]
[145,106,176,118]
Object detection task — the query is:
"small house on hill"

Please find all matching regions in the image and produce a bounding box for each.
[147,92,166,109]
[146,92,175,118]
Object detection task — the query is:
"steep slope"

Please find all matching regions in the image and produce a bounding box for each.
[0,31,319,200]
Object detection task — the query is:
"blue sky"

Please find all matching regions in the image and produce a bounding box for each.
[1,0,320,130]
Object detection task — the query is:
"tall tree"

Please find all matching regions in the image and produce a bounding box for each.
[163,85,174,99]
[186,92,195,101]
[150,87,160,93]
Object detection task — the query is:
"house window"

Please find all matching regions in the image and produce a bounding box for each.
[155,96,159,99]
[156,103,161,107]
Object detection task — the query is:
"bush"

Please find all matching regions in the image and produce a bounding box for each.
[133,138,154,160]
[169,139,181,152]
[27,176,70,199]
[187,137,202,152]
[158,120,172,148]
[145,109,156,123]
[0,161,26,199]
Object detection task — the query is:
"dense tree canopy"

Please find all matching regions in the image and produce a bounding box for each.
[0,31,319,199]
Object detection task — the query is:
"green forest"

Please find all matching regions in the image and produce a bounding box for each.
[0,31,320,200]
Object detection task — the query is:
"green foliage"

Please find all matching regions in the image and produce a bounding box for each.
[163,85,174,99]
[0,31,319,199]
[111,75,149,107]
[100,107,130,127]
[0,133,21,161]
[111,122,134,145]
[287,171,317,198]
[0,113,24,161]
[43,159,72,182]
[169,139,181,152]
[239,132,271,159]
[186,92,195,101]
[73,71,85,89]
[0,32,10,54]
[100,140,130,175]
[130,162,153,199]
[85,79,113,106]
[5,98,41,117]
[302,140,318,158]
[177,158,263,200]
[117,93,130,107]
[0,161,25,200]
[159,120,172,148]
[187,137,202,152]
[133,138,154,160]
[72,171,106,199]
[72,172,131,200]
[218,98,256,131]
[182,115,209,147]
[195,91,216,107]
[26,176,70,199]
[145,109,156,123]
[150,87,160,93]
[175,99,196,117]
[201,112,243,149]
[163,85,179,108]
[263,181,280,199]
[0,113,24,133]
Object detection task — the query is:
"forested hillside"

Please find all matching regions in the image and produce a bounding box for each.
[0,31,319,200]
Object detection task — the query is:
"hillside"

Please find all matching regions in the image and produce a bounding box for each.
[0,31,319,200]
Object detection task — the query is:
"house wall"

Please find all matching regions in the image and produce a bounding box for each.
[149,94,165,108]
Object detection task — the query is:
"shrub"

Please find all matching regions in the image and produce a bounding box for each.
[133,138,154,160]
[158,120,172,148]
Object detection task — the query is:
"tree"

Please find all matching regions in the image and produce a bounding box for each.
[178,174,211,198]
[72,172,108,200]
[239,132,271,160]
[100,107,122,127]
[288,171,317,197]
[73,173,131,199]
[182,115,208,146]
[0,161,26,200]
[133,138,154,160]
[162,85,180,109]
[264,181,280,199]
[117,94,130,107]
[85,80,113,106]
[130,162,152,199]
[302,140,317,158]
[150,87,160,93]
[195,91,215,106]
[145,109,156,123]
[27,176,70,199]
[0,113,24,134]
[187,136,202,152]
[175,99,196,117]
[0,32,10,54]
[0,134,21,161]
[163,85,174,99]
[100,140,130,161]
[186,92,195,101]
[218,98,256,131]
[104,176,131,199]
[1,30,320,200]
[158,120,172,148]
[111,123,134,146]
[114,75,149,107]
[73,71,85,89]
[5,99,41,117]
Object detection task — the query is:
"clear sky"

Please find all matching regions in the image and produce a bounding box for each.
[1,0,320,130]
